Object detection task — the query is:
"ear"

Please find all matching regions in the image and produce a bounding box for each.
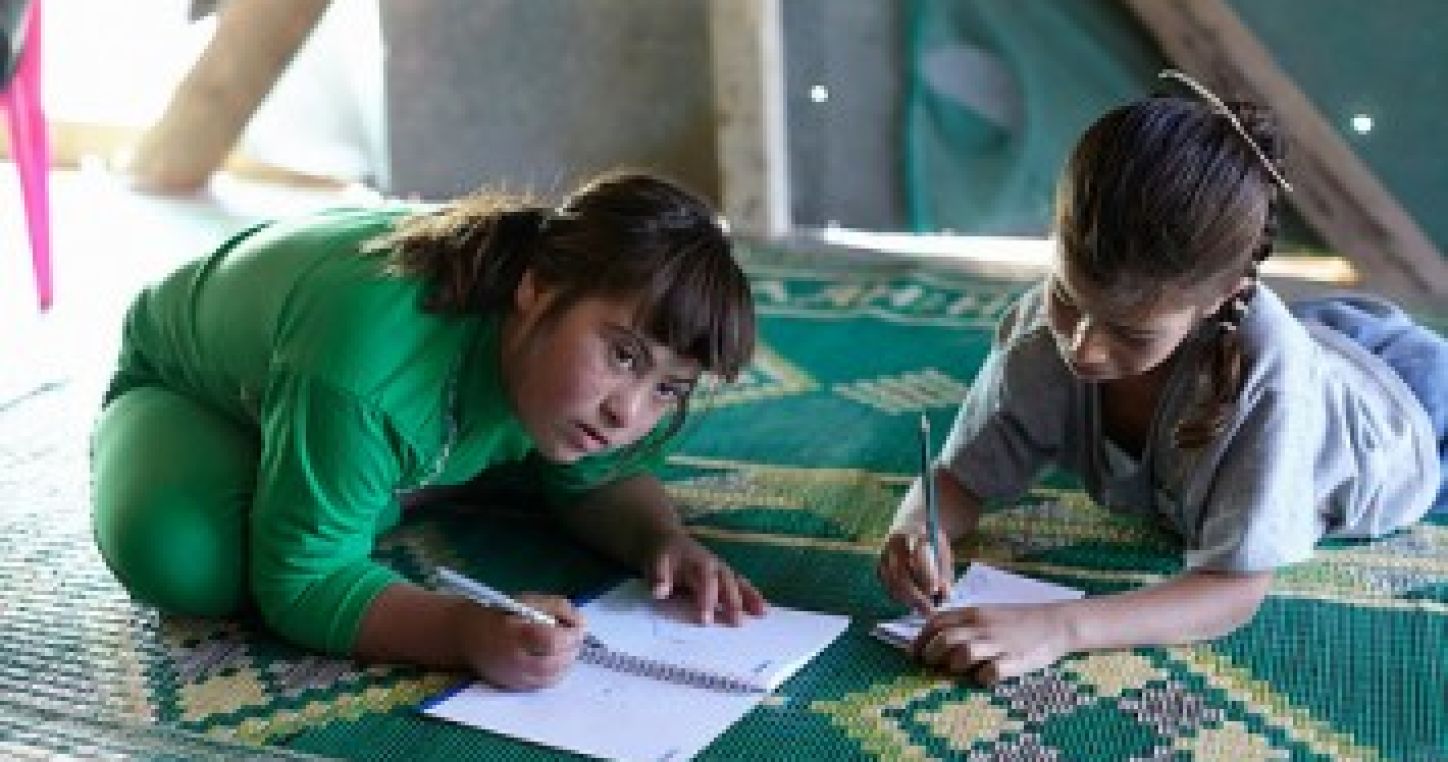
[1203,275,1254,317]
[514,269,540,313]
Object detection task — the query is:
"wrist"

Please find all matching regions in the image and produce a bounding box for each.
[887,511,930,537]
[1054,600,1089,653]
[443,594,482,669]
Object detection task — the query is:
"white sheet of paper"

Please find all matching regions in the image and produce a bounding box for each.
[422,579,849,762]
[872,563,1084,647]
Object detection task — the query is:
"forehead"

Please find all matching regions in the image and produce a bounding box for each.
[1055,256,1204,324]
[570,295,702,374]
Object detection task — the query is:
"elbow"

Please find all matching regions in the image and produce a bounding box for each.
[1208,571,1273,639]
[249,569,355,656]
[250,559,398,656]
[252,586,339,655]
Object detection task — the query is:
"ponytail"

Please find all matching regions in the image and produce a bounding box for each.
[366,196,550,315]
[1174,99,1284,449]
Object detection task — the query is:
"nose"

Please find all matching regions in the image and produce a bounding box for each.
[600,382,649,430]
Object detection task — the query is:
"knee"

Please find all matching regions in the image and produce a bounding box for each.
[94,488,247,617]
[90,387,254,617]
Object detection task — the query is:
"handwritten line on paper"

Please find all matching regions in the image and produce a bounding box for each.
[423,579,849,762]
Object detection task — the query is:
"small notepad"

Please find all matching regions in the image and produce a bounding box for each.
[422,579,849,762]
[872,563,1084,648]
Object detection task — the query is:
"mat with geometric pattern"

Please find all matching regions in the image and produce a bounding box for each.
[1,254,1443,760]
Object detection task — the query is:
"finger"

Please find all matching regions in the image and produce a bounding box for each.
[691,560,720,625]
[891,536,938,605]
[554,618,586,653]
[916,625,974,665]
[909,536,945,603]
[715,570,745,626]
[650,553,674,600]
[920,628,990,669]
[972,655,1028,687]
[880,541,935,614]
[736,575,768,616]
[944,637,1004,675]
[524,660,570,689]
[917,606,981,643]
[886,559,936,615]
[529,595,580,626]
[876,537,906,590]
[934,528,956,599]
[516,624,559,660]
[538,634,583,675]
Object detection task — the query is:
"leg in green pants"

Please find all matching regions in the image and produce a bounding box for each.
[92,385,259,617]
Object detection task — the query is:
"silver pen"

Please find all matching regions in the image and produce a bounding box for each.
[919,413,945,605]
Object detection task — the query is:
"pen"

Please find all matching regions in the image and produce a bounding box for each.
[919,413,945,606]
[435,566,562,627]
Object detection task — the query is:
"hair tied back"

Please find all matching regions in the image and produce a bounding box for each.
[1157,70,1293,194]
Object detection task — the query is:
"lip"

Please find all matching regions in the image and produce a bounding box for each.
[1066,361,1110,381]
[572,422,611,452]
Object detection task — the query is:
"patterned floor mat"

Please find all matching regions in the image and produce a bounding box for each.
[1,254,1443,760]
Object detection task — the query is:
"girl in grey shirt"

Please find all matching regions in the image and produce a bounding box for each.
[878,72,1446,685]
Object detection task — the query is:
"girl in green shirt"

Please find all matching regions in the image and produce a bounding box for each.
[92,172,765,690]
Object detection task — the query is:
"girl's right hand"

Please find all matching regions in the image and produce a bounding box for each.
[877,527,955,614]
[455,593,585,690]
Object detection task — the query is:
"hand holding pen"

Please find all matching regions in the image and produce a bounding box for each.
[438,568,585,691]
[919,414,947,606]
[875,414,955,614]
[437,567,767,694]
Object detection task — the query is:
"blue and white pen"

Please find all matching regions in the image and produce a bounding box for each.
[435,566,562,627]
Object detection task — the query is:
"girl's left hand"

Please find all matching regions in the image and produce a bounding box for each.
[646,531,768,625]
[915,603,1073,685]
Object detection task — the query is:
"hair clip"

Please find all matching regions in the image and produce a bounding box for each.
[1158,70,1293,194]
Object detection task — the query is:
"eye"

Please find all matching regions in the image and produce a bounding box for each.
[610,341,641,371]
[655,380,693,403]
[1107,324,1156,346]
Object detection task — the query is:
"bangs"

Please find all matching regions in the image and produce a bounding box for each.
[631,238,755,382]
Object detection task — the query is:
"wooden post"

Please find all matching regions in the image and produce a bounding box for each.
[1122,0,1448,306]
[128,0,333,193]
[709,0,791,239]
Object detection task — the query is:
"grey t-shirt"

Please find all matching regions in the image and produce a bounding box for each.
[940,283,1439,572]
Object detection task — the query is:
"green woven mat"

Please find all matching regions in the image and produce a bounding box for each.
[1,255,1443,760]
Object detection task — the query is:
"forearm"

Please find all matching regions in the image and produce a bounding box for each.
[889,465,983,539]
[551,475,683,571]
[353,582,471,669]
[1061,569,1272,651]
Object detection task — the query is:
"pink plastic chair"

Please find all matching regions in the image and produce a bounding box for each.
[2,0,50,311]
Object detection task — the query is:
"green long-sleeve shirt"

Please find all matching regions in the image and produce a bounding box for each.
[113,206,664,654]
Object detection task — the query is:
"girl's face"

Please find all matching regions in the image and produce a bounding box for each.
[502,273,701,464]
[1045,257,1232,383]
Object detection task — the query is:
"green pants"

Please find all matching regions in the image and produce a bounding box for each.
[91,385,258,617]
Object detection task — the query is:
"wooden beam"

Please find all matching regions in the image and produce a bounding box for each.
[127,0,333,194]
[708,0,791,238]
[1122,0,1448,306]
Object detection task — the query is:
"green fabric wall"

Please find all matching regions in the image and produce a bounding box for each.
[906,0,1446,256]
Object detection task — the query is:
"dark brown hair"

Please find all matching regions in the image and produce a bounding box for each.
[1054,94,1285,448]
[368,171,755,446]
